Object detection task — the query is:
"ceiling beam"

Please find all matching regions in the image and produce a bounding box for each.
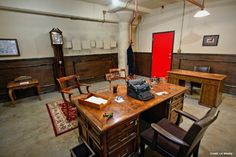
[186,0,204,9]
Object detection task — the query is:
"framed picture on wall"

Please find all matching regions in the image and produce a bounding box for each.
[202,35,219,46]
[0,39,20,56]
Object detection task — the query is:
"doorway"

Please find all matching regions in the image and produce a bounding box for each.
[151,31,175,78]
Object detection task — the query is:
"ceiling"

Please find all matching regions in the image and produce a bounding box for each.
[78,0,181,10]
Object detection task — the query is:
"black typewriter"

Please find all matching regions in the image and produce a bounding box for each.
[127,79,154,101]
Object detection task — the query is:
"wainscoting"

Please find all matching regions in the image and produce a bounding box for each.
[0,53,118,102]
[134,53,152,77]
[0,58,56,102]
[64,53,118,82]
[134,52,236,95]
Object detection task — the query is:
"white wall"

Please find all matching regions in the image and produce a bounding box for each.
[0,0,119,60]
[136,0,236,54]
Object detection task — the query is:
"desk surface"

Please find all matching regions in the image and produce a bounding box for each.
[7,79,39,88]
[74,82,186,133]
[169,69,226,81]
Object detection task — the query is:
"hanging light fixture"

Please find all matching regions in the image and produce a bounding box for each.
[193,0,210,18]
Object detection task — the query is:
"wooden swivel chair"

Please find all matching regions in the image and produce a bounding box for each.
[140,107,219,157]
[105,68,127,90]
[190,66,211,95]
[57,74,90,121]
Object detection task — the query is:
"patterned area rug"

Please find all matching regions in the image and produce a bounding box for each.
[46,101,78,136]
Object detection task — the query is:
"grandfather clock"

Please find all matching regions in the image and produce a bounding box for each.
[49,28,65,78]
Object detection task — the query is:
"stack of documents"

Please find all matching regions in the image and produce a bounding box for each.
[85,96,108,105]
[155,91,168,96]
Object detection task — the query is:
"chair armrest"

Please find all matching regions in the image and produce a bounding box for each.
[174,109,199,122]
[151,123,189,147]
[78,83,90,93]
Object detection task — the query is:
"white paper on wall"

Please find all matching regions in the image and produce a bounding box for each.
[64,41,72,49]
[96,40,103,48]
[72,39,81,51]
[110,40,117,48]
[90,40,96,48]
[103,39,111,49]
[82,40,91,49]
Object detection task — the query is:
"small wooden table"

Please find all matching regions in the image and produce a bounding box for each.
[7,79,41,105]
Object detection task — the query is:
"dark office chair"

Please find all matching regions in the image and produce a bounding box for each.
[57,74,90,121]
[190,66,211,95]
[140,107,219,157]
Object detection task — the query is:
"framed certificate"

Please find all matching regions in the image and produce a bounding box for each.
[202,35,219,46]
[0,39,20,56]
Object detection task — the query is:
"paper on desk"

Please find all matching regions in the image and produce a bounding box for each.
[155,91,168,96]
[114,96,124,103]
[19,81,29,85]
[85,96,108,105]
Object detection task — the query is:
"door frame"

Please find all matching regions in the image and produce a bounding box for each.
[151,30,175,78]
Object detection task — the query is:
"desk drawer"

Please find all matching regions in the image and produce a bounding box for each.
[171,98,183,109]
[108,133,136,157]
[88,127,101,147]
[107,116,138,140]
[170,103,183,123]
[171,93,184,104]
[108,127,136,151]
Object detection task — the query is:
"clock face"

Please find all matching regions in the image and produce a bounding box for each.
[51,32,63,45]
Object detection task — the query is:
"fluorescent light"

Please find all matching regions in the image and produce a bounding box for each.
[194,9,210,18]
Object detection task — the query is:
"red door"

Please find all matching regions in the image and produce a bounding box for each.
[152,31,174,78]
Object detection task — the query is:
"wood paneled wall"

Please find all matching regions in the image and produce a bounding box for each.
[64,53,118,82]
[134,53,152,77]
[0,53,118,102]
[0,58,56,102]
[134,52,236,95]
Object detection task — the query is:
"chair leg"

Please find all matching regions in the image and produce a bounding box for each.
[66,103,71,121]
[193,142,200,157]
[140,141,145,157]
[190,83,193,95]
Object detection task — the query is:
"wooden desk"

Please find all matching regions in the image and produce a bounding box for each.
[168,69,226,108]
[7,79,41,105]
[74,82,187,157]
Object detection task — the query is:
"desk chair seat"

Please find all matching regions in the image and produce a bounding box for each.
[140,107,219,157]
[141,118,186,156]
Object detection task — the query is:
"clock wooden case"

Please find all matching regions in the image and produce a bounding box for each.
[49,28,65,79]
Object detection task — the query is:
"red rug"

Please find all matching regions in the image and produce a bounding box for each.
[46,101,78,136]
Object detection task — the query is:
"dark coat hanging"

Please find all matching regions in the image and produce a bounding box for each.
[127,45,134,75]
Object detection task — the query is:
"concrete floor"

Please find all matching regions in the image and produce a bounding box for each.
[0,80,235,157]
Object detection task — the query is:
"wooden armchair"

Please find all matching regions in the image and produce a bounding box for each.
[190,66,211,94]
[105,68,127,90]
[140,107,219,157]
[57,74,90,121]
